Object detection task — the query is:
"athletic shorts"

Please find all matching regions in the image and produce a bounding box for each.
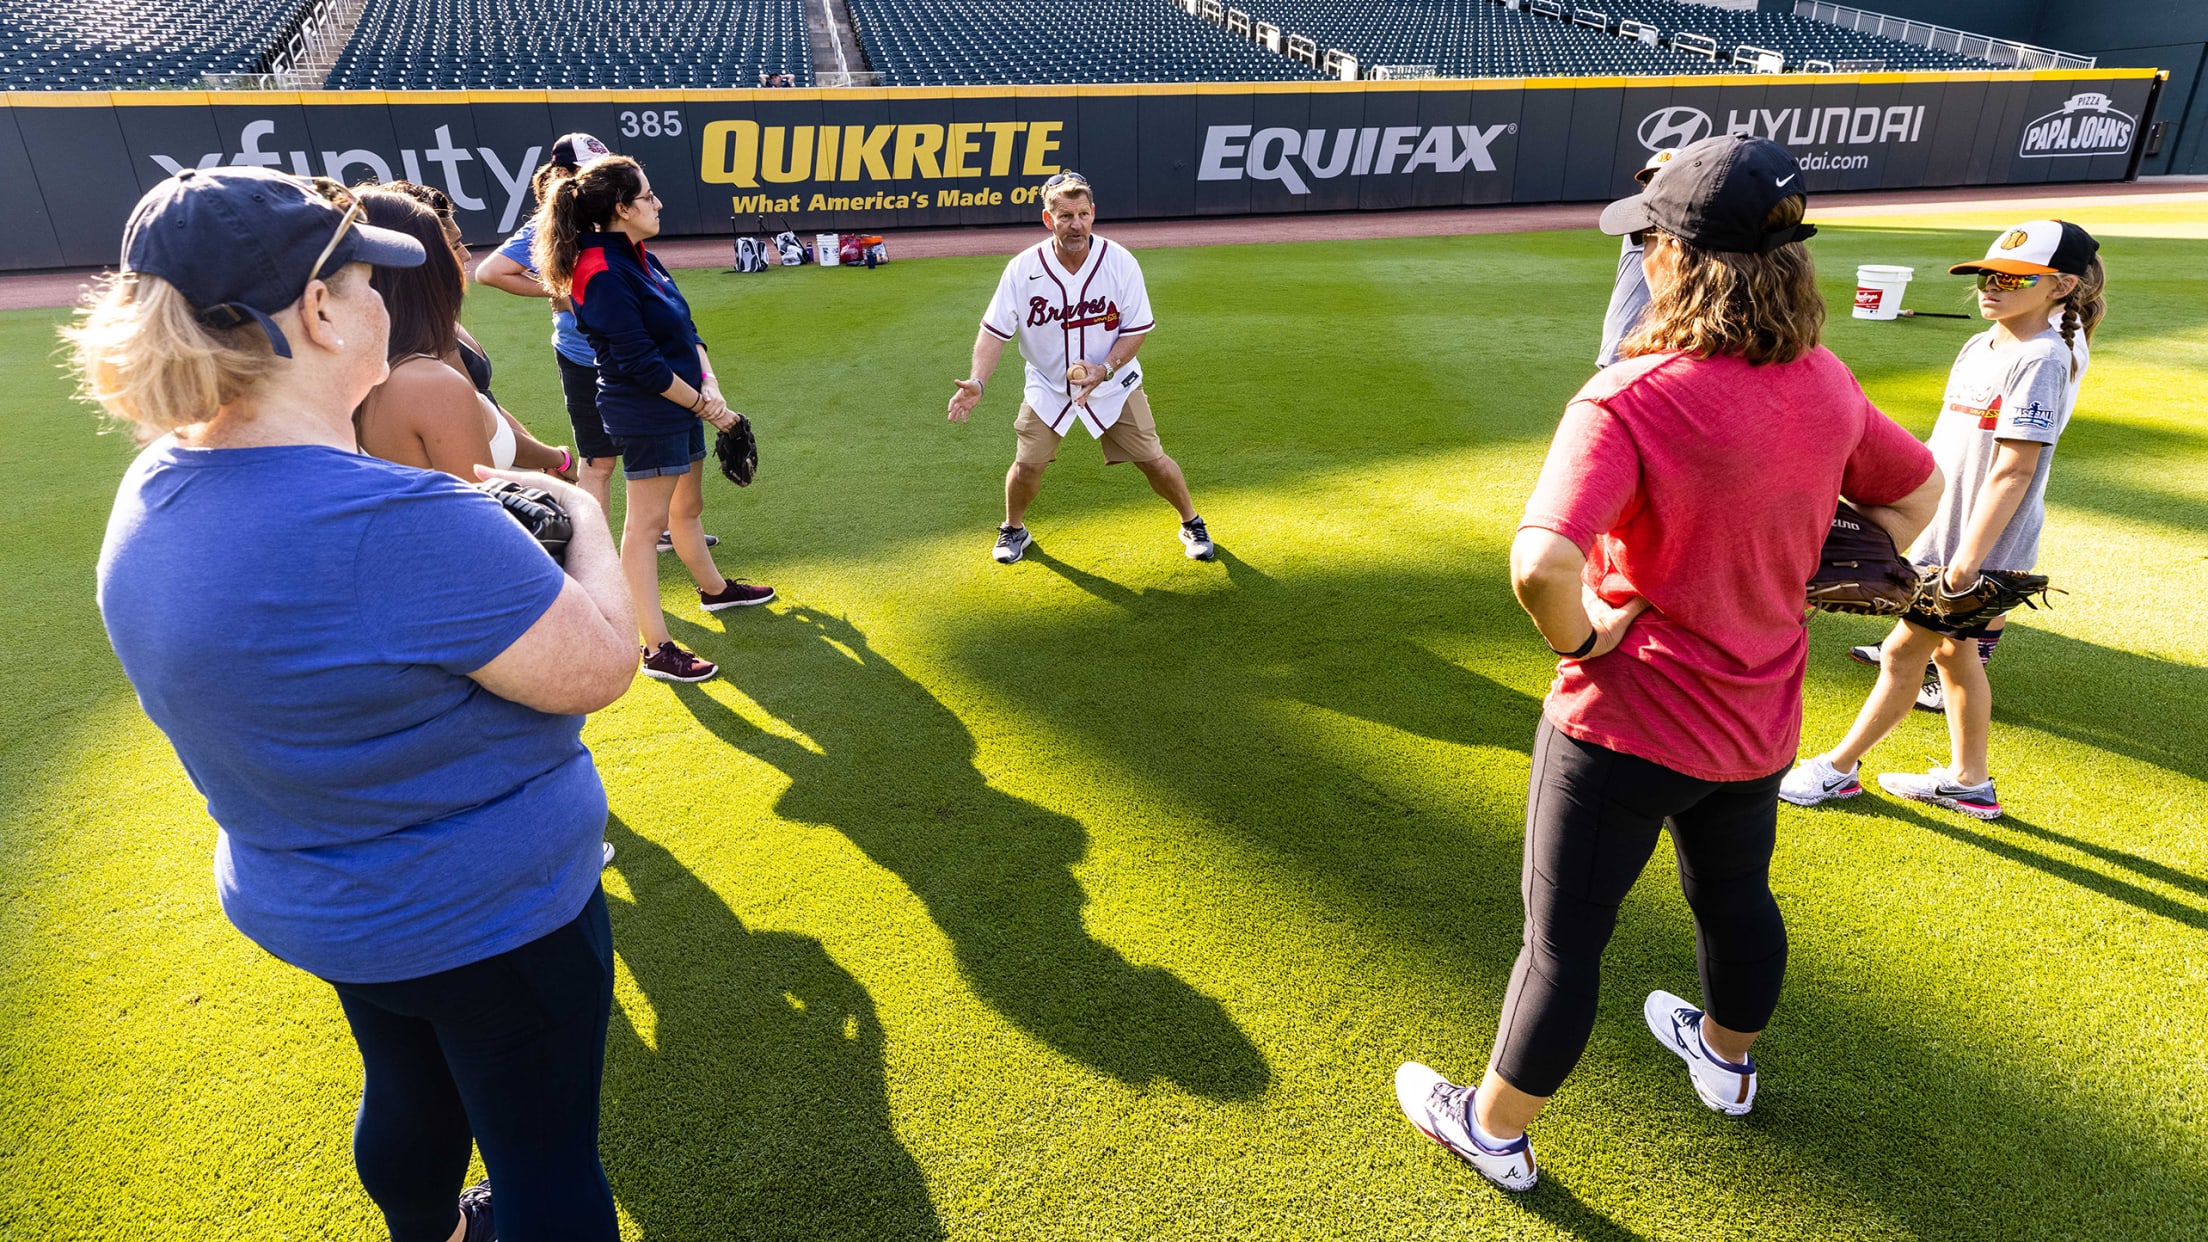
[555,352,619,462]
[1905,611,2005,640]
[1014,389,1165,466]
[616,422,705,480]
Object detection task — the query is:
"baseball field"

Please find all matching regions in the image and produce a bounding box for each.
[4,199,2205,1240]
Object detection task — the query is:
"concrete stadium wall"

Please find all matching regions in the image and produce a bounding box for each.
[0,70,2159,272]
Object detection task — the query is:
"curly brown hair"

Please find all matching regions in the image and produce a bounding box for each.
[1622,196,1823,367]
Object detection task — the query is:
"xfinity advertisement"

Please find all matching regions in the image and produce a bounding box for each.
[0,70,2157,270]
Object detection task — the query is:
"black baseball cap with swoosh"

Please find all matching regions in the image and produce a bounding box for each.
[1599,135,1817,255]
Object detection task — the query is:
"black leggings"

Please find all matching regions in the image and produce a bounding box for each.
[1490,720,1789,1098]
[327,887,617,1242]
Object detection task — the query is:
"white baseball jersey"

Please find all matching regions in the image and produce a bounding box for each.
[980,236,1154,436]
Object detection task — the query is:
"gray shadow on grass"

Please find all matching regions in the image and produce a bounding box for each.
[665,612,1271,1101]
[951,551,2208,1237]
[597,815,945,1241]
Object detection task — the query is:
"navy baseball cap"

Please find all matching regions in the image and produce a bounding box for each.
[121,166,424,358]
[1600,135,1817,255]
[550,132,611,170]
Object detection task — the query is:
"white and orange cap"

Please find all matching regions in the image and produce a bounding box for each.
[1633,147,1677,185]
[1949,219,2098,277]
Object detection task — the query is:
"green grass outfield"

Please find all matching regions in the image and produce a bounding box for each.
[4,204,2205,1241]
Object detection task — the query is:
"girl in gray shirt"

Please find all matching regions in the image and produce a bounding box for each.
[1783,219,2105,821]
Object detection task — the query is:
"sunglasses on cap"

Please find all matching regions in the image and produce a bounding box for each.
[1042,170,1090,193]
[302,181,363,301]
[1975,271,2047,293]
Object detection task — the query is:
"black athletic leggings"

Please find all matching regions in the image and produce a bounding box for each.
[1490,720,1789,1098]
[327,887,617,1242]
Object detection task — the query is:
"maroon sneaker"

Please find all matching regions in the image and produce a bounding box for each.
[640,641,717,683]
[699,580,776,611]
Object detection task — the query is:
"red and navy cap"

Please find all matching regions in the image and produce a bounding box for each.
[120,166,424,358]
[1949,220,2098,278]
[550,132,612,170]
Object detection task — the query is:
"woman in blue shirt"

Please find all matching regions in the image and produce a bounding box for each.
[533,155,774,684]
[78,168,639,1242]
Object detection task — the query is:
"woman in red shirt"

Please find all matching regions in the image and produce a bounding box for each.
[1395,136,1943,1191]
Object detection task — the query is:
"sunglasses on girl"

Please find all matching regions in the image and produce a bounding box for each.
[1975,271,2045,293]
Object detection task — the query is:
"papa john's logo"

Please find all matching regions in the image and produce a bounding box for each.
[1638,106,1713,153]
[1998,228,2031,250]
[2019,93,2136,159]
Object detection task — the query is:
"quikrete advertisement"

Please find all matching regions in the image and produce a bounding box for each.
[0,70,2158,270]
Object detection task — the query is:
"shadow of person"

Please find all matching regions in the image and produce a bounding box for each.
[598,815,945,1241]
[665,613,1272,1102]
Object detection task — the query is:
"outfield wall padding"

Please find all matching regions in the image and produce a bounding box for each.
[0,70,2159,271]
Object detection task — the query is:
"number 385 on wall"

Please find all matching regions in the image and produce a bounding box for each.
[619,110,684,138]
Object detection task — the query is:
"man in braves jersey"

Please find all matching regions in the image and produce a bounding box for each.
[946,171,1214,564]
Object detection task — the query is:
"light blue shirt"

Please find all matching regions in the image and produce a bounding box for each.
[500,222,597,366]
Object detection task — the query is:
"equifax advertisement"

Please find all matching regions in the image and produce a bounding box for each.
[0,71,2156,270]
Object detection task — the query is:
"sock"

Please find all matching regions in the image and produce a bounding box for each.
[1182,514,1201,528]
[1975,629,2002,666]
[1465,1104,1520,1153]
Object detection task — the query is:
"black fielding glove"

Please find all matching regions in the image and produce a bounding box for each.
[473,479,572,565]
[716,415,758,487]
[1805,503,1918,616]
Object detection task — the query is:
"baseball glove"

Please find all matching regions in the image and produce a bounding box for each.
[1906,568,2059,632]
[1805,504,1918,616]
[473,479,571,565]
[715,416,758,488]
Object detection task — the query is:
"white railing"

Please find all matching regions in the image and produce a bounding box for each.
[1370,64,1438,80]
[1618,18,1659,45]
[816,71,884,87]
[1286,33,1319,67]
[1530,0,1566,19]
[1571,8,1608,32]
[1323,48,1360,80]
[1226,7,1251,37]
[1254,20,1281,52]
[1795,1,2094,69]
[1670,32,1719,60]
[1732,43,1783,72]
[268,0,365,82]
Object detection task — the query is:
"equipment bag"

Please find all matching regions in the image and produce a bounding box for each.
[773,230,807,265]
[733,235,769,273]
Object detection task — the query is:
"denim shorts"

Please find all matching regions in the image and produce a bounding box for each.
[617,422,705,480]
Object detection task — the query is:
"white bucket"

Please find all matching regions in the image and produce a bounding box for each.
[1853,265,1913,320]
[816,232,841,267]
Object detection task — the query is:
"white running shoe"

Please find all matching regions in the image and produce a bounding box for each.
[1178,515,1216,561]
[1914,678,1946,714]
[1643,991,1758,1116]
[1778,754,1862,807]
[1392,1063,1538,1192]
[601,841,615,868]
[1877,766,2000,820]
[992,524,1032,564]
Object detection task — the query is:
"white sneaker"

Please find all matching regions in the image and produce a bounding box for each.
[1877,765,2000,819]
[991,524,1032,564]
[1778,754,1861,807]
[1644,991,1757,1116]
[1914,678,1946,714]
[601,841,615,868]
[1178,515,1215,561]
[1392,1063,1538,1192]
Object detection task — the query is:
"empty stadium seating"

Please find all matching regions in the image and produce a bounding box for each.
[0,0,315,89]
[846,0,1320,85]
[1601,0,1988,70]
[324,0,813,89]
[0,0,2019,92]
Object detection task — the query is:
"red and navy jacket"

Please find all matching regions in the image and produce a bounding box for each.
[568,232,707,438]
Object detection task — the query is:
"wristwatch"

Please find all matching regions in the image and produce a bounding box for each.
[1101,360,1116,380]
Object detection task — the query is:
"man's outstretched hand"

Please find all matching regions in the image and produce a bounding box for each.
[947,378,983,423]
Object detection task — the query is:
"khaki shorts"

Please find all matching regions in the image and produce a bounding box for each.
[1013,388,1165,466]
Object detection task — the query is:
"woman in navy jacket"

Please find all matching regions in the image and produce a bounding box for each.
[533,155,773,683]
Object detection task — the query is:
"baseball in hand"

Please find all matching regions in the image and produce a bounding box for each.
[1066,362,1093,386]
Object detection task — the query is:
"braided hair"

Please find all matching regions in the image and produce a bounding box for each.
[2056,255,2106,380]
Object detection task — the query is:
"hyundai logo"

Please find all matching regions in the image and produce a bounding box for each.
[1638,106,1713,152]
